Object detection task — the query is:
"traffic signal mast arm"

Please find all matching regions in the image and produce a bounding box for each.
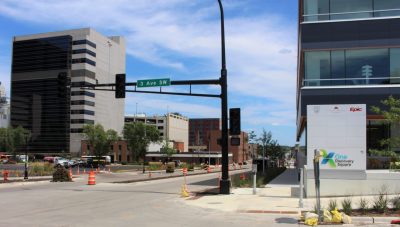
[76,78,222,98]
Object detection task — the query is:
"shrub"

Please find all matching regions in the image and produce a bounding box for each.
[188,163,194,171]
[29,162,54,176]
[328,199,338,211]
[52,165,71,182]
[166,162,175,173]
[341,198,353,215]
[359,197,369,215]
[179,162,187,169]
[148,162,163,171]
[391,196,400,211]
[373,189,389,214]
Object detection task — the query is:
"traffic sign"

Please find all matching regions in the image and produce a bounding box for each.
[137,78,170,88]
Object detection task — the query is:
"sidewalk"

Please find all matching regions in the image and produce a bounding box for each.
[184,167,399,224]
[0,165,249,185]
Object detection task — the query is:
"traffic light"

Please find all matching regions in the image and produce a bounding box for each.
[229,108,241,135]
[115,74,126,98]
[57,72,68,97]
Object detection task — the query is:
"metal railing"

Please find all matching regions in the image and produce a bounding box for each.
[303,76,400,87]
[303,8,400,22]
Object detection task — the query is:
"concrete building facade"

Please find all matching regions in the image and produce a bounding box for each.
[125,113,188,152]
[10,28,125,155]
[0,83,10,128]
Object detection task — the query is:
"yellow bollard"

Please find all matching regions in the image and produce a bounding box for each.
[181,184,189,197]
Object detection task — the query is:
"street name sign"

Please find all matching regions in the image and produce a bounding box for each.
[137,78,170,88]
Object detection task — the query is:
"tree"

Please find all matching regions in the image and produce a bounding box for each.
[161,142,176,162]
[82,124,118,161]
[248,131,257,143]
[0,126,31,158]
[371,96,400,150]
[123,122,161,164]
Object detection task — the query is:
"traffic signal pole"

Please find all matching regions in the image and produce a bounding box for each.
[218,0,230,194]
[78,0,231,194]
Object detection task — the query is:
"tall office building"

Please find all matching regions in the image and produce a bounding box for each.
[297,1,400,152]
[11,28,125,155]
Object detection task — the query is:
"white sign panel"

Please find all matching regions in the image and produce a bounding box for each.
[307,104,366,170]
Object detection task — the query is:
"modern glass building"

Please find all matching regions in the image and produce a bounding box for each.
[297,1,400,160]
[10,28,125,155]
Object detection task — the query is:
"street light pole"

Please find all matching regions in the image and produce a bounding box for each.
[218,0,230,194]
[24,138,28,180]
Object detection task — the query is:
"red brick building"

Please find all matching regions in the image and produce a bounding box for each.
[189,118,220,152]
[207,130,249,164]
[81,140,130,163]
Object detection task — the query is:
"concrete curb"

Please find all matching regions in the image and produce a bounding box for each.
[1,177,52,184]
[112,169,250,184]
[351,216,399,224]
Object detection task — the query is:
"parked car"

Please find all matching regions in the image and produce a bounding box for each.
[172,160,181,167]
[54,158,70,168]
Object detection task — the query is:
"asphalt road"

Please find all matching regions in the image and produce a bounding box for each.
[0,173,302,227]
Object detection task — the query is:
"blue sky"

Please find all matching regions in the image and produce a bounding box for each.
[0,0,298,145]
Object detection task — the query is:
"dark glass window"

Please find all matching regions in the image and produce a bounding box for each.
[72,58,96,66]
[71,109,95,116]
[71,91,95,97]
[304,0,329,21]
[10,77,70,153]
[374,0,400,17]
[72,40,96,48]
[71,100,95,106]
[70,81,94,87]
[346,49,389,85]
[390,48,400,84]
[303,0,400,22]
[331,50,346,85]
[72,49,96,57]
[71,119,94,124]
[12,36,72,73]
[304,48,399,86]
[305,51,330,86]
[331,0,373,20]
[70,128,83,133]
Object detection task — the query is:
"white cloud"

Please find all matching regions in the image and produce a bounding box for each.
[125,94,220,118]
[0,0,298,142]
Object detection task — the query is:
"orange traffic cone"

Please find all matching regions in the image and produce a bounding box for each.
[108,167,111,173]
[88,171,96,185]
[207,166,211,173]
[69,168,73,181]
[83,168,86,174]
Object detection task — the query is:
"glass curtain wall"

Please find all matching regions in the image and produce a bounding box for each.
[304,48,400,86]
[304,0,400,22]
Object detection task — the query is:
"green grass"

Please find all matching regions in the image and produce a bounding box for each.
[231,167,286,188]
